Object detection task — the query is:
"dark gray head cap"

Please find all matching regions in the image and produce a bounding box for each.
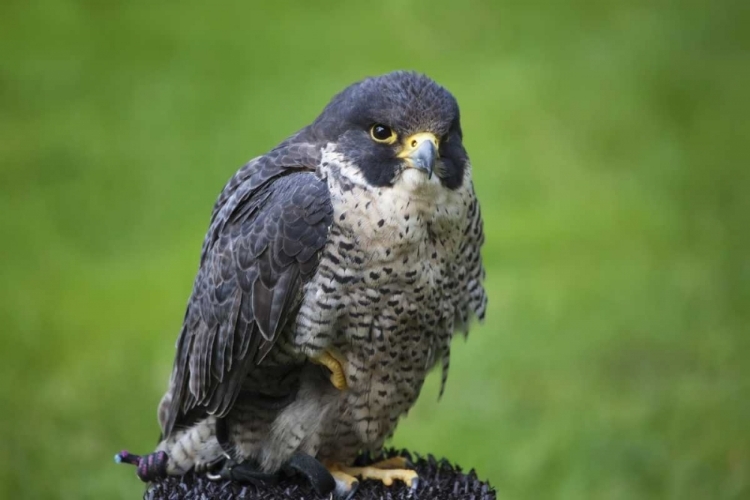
[313,71,461,140]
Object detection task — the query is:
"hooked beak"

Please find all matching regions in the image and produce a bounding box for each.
[398,133,438,179]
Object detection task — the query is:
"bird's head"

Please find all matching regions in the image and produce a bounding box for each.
[311,71,468,191]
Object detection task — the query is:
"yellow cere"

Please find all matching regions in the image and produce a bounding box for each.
[397,133,439,158]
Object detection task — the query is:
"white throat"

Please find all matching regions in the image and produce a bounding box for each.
[317,143,471,249]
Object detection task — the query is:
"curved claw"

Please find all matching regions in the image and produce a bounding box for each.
[331,471,359,500]
[206,471,224,481]
[410,477,420,491]
[206,453,234,481]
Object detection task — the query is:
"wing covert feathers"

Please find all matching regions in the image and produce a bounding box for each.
[161,144,332,437]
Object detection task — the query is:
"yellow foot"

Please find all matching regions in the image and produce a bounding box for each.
[326,458,418,489]
[312,350,348,390]
[330,468,359,493]
[325,462,359,497]
[343,464,418,487]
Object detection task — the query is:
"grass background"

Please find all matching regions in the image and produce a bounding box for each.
[1,1,748,498]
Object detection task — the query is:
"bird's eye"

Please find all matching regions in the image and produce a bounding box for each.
[370,124,397,144]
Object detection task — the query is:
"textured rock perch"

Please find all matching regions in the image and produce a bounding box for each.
[143,449,496,500]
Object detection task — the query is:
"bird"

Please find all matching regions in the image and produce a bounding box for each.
[116,71,487,497]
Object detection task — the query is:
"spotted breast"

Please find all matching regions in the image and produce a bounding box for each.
[292,145,486,464]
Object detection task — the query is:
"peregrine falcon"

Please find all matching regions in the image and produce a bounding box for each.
[116,71,487,496]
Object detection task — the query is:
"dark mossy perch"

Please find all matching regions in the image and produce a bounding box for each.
[142,449,496,500]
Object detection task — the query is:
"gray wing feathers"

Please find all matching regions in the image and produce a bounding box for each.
[162,143,332,437]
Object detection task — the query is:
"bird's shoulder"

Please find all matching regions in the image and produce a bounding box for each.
[199,136,326,262]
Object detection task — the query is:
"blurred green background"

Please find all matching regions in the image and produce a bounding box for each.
[2,1,749,498]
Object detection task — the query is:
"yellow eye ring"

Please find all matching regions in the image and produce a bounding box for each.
[370,124,397,144]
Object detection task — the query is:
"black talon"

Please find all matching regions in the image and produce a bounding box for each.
[114,450,169,482]
[207,455,279,485]
[228,462,279,486]
[283,451,336,497]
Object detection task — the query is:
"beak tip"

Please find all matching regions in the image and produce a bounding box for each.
[409,140,437,178]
